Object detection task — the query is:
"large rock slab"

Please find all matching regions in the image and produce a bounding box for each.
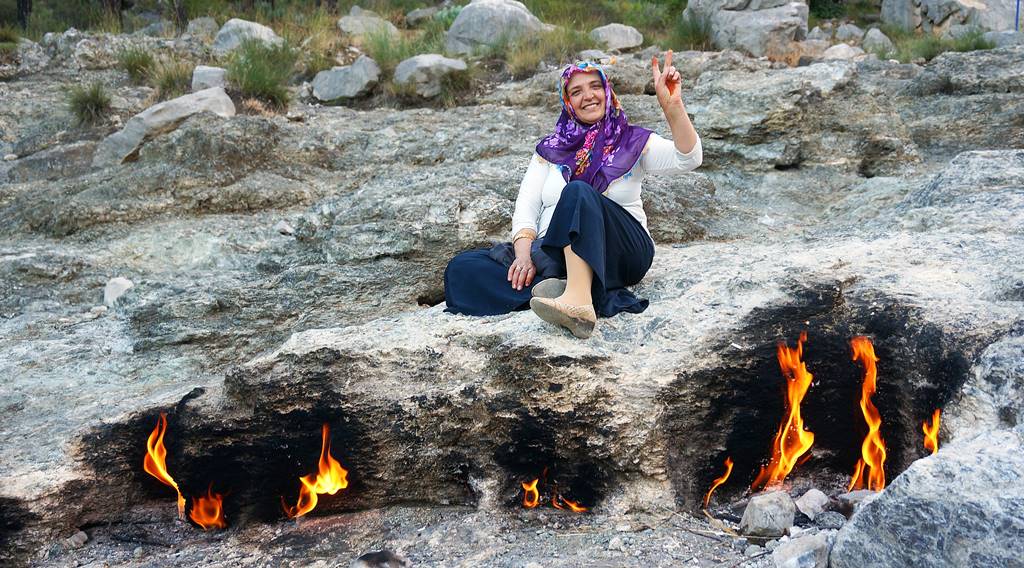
[684,0,809,57]
[92,87,236,168]
[882,0,1019,33]
[446,0,550,54]
[830,428,1024,568]
[394,54,468,97]
[312,55,381,101]
[212,18,284,55]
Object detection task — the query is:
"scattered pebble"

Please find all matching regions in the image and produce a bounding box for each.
[744,544,762,556]
[275,220,295,236]
[66,530,88,549]
[3,153,17,161]
[133,546,144,559]
[814,511,846,530]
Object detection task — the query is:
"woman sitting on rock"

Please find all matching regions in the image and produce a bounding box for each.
[443,52,703,339]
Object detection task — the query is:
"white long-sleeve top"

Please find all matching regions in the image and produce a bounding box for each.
[510,132,703,244]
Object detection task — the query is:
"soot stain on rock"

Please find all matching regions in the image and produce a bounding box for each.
[0,497,39,566]
[659,283,976,509]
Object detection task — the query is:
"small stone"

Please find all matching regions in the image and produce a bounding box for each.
[67,530,88,548]
[814,511,846,530]
[104,277,134,307]
[766,539,780,551]
[3,153,16,161]
[835,22,864,43]
[191,65,227,92]
[744,544,762,556]
[579,49,610,61]
[350,549,410,568]
[771,531,832,568]
[89,305,108,316]
[615,523,631,532]
[133,546,144,559]
[732,537,749,550]
[524,563,543,568]
[608,536,625,552]
[835,490,879,515]
[862,28,894,54]
[275,220,295,236]
[740,491,795,537]
[795,488,829,520]
[821,43,865,61]
[589,23,644,51]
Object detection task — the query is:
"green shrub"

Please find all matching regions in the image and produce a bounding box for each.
[117,47,156,84]
[150,58,193,100]
[225,37,298,109]
[876,27,996,63]
[433,5,462,28]
[68,81,112,126]
[437,65,478,109]
[0,25,19,43]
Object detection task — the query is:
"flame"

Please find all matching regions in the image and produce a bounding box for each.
[848,336,887,492]
[552,493,588,513]
[922,409,941,455]
[143,413,185,519]
[283,424,349,519]
[703,457,734,508]
[189,484,227,530]
[751,332,816,491]
[522,478,540,508]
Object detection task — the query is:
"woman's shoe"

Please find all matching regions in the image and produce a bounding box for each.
[531,278,567,299]
[529,297,597,339]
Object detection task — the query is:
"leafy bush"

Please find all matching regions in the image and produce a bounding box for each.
[225,37,298,109]
[0,25,17,55]
[950,28,996,53]
[117,47,155,84]
[150,58,193,100]
[68,81,112,126]
[433,5,462,28]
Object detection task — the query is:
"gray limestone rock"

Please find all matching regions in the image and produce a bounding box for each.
[946,333,1024,434]
[983,29,1024,46]
[338,6,400,40]
[740,491,796,537]
[821,43,866,60]
[794,488,828,520]
[835,22,865,43]
[191,65,226,91]
[212,18,284,56]
[445,0,550,54]
[185,17,220,41]
[312,55,381,101]
[862,28,896,54]
[771,530,834,568]
[393,54,468,98]
[92,87,236,167]
[807,26,830,41]
[831,428,1024,568]
[589,23,644,51]
[103,277,134,307]
[684,0,809,57]
[405,6,441,27]
[883,0,1018,33]
[814,511,846,530]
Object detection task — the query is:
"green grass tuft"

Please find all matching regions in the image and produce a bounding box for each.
[68,81,112,126]
[225,37,298,109]
[117,47,156,84]
[149,58,193,101]
[870,25,996,63]
[504,27,594,79]
[363,19,447,76]
[669,11,713,51]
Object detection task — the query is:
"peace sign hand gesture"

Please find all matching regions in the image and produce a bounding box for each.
[651,49,685,113]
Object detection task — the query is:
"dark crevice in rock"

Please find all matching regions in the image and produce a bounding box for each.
[660,283,976,509]
[0,497,38,566]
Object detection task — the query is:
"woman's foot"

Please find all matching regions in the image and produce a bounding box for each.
[529,297,597,339]
[531,278,567,299]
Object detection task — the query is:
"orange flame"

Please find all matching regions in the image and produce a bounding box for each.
[522,478,540,508]
[189,484,227,530]
[751,332,816,491]
[143,413,185,519]
[703,457,734,508]
[283,424,349,519]
[922,409,940,455]
[552,493,588,513]
[848,336,887,492]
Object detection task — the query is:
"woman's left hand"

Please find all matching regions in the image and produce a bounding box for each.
[652,50,685,114]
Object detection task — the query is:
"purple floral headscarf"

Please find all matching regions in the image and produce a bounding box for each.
[535,61,652,194]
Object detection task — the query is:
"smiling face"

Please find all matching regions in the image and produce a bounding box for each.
[565,71,606,125]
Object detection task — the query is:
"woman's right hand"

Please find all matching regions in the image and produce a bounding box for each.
[508,255,536,291]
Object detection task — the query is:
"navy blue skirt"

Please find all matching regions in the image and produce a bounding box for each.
[443,180,655,318]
